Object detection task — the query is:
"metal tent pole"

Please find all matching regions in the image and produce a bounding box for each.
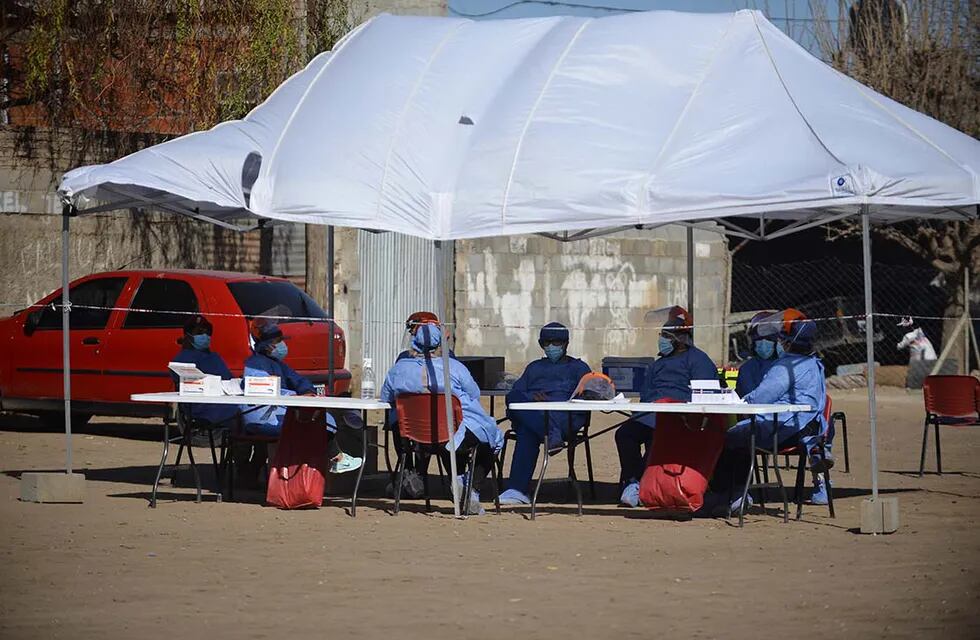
[435,240,461,518]
[61,204,74,474]
[686,226,695,330]
[861,209,878,501]
[327,225,335,393]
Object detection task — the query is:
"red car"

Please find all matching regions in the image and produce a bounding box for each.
[0,270,350,425]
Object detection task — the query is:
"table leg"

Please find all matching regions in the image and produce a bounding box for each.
[739,416,756,528]
[531,410,550,521]
[566,414,582,517]
[351,409,368,517]
[150,418,171,508]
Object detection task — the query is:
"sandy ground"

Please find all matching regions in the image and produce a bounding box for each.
[0,386,978,639]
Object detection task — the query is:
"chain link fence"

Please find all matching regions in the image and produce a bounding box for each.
[731,253,977,387]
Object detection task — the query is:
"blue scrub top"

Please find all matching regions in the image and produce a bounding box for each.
[744,353,827,438]
[380,353,503,452]
[170,347,239,426]
[635,344,717,426]
[735,355,777,398]
[241,351,336,432]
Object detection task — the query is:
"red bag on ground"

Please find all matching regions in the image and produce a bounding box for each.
[266,407,329,509]
[639,403,727,514]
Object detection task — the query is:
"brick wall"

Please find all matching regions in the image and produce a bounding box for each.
[455,226,731,376]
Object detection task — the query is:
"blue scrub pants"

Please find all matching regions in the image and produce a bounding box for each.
[710,420,820,495]
[615,419,654,485]
[506,410,579,494]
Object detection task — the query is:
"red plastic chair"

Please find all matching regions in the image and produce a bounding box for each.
[754,394,836,520]
[393,393,499,514]
[919,375,980,476]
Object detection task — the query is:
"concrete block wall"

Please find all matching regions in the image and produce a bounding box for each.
[455,226,731,376]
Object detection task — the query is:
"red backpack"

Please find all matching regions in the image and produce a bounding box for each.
[266,408,330,509]
[639,401,727,514]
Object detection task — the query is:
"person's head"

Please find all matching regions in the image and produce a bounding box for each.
[658,306,692,357]
[406,311,440,336]
[538,322,569,363]
[747,310,779,360]
[183,315,213,351]
[250,317,288,361]
[777,308,816,356]
[411,322,442,355]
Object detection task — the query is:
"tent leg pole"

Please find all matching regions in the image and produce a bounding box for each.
[859,208,897,533]
[686,226,695,334]
[61,204,73,475]
[327,225,335,394]
[436,240,461,518]
[862,209,878,502]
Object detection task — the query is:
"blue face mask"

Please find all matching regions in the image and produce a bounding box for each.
[753,339,775,360]
[776,341,786,358]
[543,344,565,363]
[190,333,211,351]
[270,342,288,361]
[658,336,674,356]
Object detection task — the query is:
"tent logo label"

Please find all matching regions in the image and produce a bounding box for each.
[831,174,855,196]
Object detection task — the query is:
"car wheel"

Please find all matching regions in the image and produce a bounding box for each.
[36,412,93,430]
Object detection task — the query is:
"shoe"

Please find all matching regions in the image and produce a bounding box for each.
[328,453,363,474]
[808,448,834,474]
[619,481,640,508]
[809,477,831,505]
[729,492,754,515]
[454,476,484,515]
[498,489,531,505]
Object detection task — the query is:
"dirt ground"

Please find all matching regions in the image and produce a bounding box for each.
[1,386,978,639]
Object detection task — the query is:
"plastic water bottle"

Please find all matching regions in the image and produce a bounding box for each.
[361,357,376,399]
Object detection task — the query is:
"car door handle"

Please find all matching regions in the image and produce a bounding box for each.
[82,337,100,345]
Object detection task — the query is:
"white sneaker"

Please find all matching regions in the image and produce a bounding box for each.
[328,453,362,474]
[619,481,640,508]
[454,476,484,515]
[498,489,531,505]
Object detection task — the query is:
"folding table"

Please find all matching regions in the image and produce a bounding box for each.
[132,392,390,515]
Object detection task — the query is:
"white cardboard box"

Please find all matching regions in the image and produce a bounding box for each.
[244,376,281,397]
[690,379,742,404]
[168,362,223,396]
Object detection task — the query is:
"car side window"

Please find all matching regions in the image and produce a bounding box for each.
[37,277,128,330]
[122,279,199,329]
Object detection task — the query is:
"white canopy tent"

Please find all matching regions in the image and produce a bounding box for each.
[57,10,979,521]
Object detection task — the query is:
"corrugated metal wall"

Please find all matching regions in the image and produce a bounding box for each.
[358,231,453,379]
[273,223,307,289]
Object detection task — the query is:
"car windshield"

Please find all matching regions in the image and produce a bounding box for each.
[227,281,327,322]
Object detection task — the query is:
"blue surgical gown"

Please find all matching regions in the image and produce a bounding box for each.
[735,356,776,398]
[635,345,718,427]
[170,348,239,426]
[506,356,591,443]
[728,353,827,448]
[241,351,336,435]
[380,354,503,453]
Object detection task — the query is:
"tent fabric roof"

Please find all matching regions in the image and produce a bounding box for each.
[60,10,980,240]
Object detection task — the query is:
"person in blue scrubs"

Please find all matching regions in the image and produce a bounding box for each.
[497,322,591,505]
[616,306,718,507]
[380,323,503,515]
[388,311,458,498]
[242,318,362,475]
[708,310,830,513]
[735,311,779,398]
[170,315,240,427]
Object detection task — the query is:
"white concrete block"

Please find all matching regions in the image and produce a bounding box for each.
[20,472,86,503]
[860,497,899,534]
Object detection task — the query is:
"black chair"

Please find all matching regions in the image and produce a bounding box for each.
[151,402,235,508]
[498,412,596,499]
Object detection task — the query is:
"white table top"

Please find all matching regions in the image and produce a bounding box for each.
[131,392,390,411]
[508,401,810,415]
